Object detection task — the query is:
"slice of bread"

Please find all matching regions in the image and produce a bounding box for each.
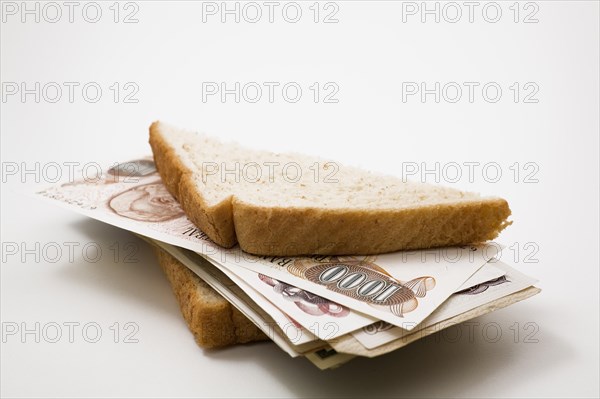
[154,246,268,348]
[149,121,511,256]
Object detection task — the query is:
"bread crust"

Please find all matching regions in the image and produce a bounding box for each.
[150,122,236,247]
[154,246,268,348]
[150,121,512,256]
[233,198,511,256]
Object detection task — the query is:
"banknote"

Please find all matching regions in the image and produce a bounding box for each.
[304,348,356,370]
[37,159,502,329]
[300,265,535,368]
[159,239,507,341]
[202,253,376,341]
[208,253,506,340]
[157,237,535,365]
[351,261,538,349]
[457,262,505,291]
[330,286,541,358]
[210,245,497,330]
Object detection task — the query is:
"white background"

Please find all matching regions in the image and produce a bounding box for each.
[1,1,599,397]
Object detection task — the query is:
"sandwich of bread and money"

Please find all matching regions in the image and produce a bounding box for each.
[36,121,539,369]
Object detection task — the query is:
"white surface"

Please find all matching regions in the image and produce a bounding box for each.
[1,1,598,397]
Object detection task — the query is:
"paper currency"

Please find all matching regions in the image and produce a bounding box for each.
[331,286,541,358]
[161,240,507,342]
[457,262,505,290]
[304,348,356,370]
[202,253,375,341]
[166,240,536,367]
[212,244,497,330]
[37,158,501,330]
[154,235,538,367]
[351,261,538,349]
[35,159,540,369]
[207,252,508,339]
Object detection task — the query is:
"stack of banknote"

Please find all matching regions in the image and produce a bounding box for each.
[37,159,540,369]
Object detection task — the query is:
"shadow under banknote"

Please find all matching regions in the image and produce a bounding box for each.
[58,218,182,321]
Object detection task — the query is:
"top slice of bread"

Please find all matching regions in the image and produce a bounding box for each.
[149,121,511,256]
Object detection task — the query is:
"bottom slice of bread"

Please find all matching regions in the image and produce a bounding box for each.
[154,246,268,348]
